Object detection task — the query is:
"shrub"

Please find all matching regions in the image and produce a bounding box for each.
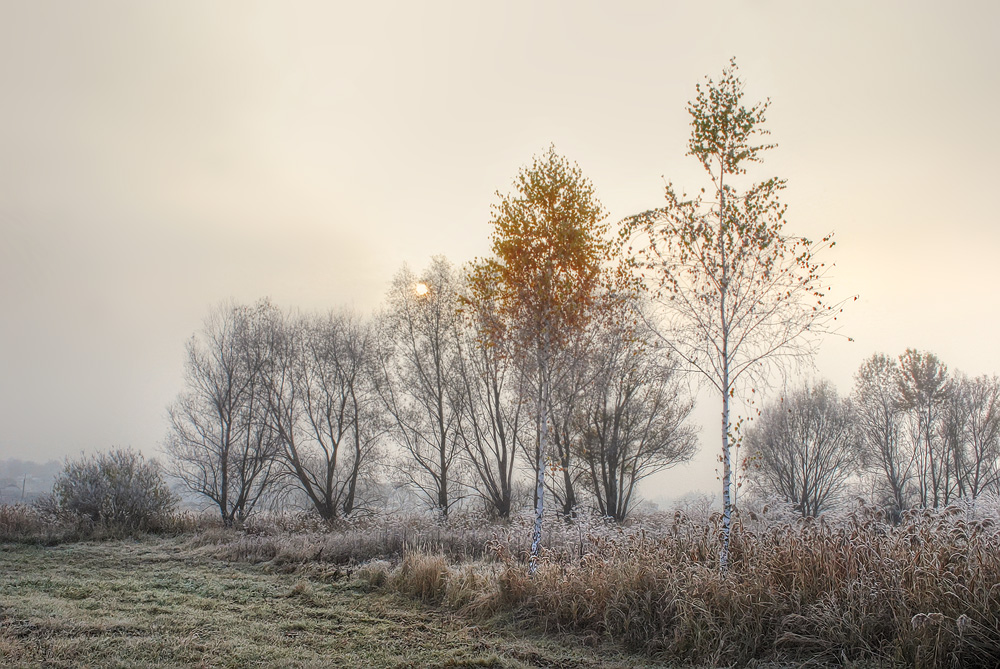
[53,448,176,532]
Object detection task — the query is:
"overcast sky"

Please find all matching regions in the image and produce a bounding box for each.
[2,1,998,501]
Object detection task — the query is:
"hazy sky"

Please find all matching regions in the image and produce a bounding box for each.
[2,2,998,501]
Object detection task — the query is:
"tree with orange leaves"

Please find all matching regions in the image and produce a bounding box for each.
[467,146,608,571]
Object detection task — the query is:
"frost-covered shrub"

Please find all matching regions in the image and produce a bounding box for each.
[53,448,175,531]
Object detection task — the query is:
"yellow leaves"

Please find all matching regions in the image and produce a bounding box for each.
[475,147,611,352]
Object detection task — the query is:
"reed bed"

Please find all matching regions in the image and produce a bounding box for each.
[380,502,1000,668]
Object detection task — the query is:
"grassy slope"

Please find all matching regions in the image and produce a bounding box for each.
[0,538,654,668]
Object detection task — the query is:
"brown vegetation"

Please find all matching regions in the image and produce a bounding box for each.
[3,501,1000,667]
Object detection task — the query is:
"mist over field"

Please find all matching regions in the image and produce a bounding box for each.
[3,2,1000,504]
[3,2,1000,666]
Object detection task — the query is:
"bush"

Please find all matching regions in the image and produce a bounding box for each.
[53,448,176,532]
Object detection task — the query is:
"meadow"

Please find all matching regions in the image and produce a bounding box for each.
[2,500,1000,668]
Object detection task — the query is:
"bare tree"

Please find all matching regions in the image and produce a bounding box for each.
[939,373,971,500]
[851,353,913,520]
[544,330,598,519]
[959,375,1000,497]
[744,380,858,517]
[453,287,527,519]
[165,300,282,526]
[898,349,952,507]
[379,257,466,517]
[622,60,844,567]
[580,313,697,522]
[264,309,384,520]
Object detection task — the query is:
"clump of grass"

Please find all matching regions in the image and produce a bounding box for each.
[392,552,449,603]
[287,579,315,603]
[355,559,391,587]
[0,502,98,544]
[0,503,52,541]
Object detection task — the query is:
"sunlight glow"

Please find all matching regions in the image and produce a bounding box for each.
[414,282,429,297]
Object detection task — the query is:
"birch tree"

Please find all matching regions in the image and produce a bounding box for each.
[467,146,608,571]
[622,59,844,569]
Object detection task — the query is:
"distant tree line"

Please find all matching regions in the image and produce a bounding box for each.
[743,350,1000,521]
[163,271,697,526]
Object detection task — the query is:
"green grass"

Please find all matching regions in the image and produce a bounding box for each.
[0,537,655,668]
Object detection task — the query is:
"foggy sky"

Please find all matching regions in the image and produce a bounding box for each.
[2,1,999,501]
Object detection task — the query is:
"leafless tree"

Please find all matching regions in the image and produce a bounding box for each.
[744,380,858,517]
[164,300,282,526]
[453,287,527,519]
[544,330,599,519]
[851,353,913,520]
[939,374,971,500]
[579,315,697,522]
[898,349,952,507]
[264,309,385,520]
[937,373,1000,504]
[955,376,1000,497]
[378,257,466,517]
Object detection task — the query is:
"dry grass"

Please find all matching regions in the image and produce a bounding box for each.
[381,502,1000,668]
[0,502,220,544]
[0,536,651,668]
[6,500,1000,666]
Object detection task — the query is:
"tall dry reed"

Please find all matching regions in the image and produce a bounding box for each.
[386,502,1000,668]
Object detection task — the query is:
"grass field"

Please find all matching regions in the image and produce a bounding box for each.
[4,501,1000,667]
[0,536,654,668]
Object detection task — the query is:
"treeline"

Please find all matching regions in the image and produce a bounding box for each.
[164,254,697,527]
[744,350,1000,520]
[160,58,994,545]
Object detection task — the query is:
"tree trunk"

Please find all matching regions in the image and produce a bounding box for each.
[720,383,733,571]
[529,363,550,574]
[718,163,733,572]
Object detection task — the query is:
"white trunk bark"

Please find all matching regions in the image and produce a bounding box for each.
[529,358,550,574]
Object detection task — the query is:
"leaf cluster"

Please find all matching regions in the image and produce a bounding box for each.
[468,146,610,357]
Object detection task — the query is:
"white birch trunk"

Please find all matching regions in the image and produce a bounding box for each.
[529,364,549,574]
[718,162,733,572]
[720,384,732,571]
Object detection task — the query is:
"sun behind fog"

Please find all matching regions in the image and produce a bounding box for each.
[414,282,429,296]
